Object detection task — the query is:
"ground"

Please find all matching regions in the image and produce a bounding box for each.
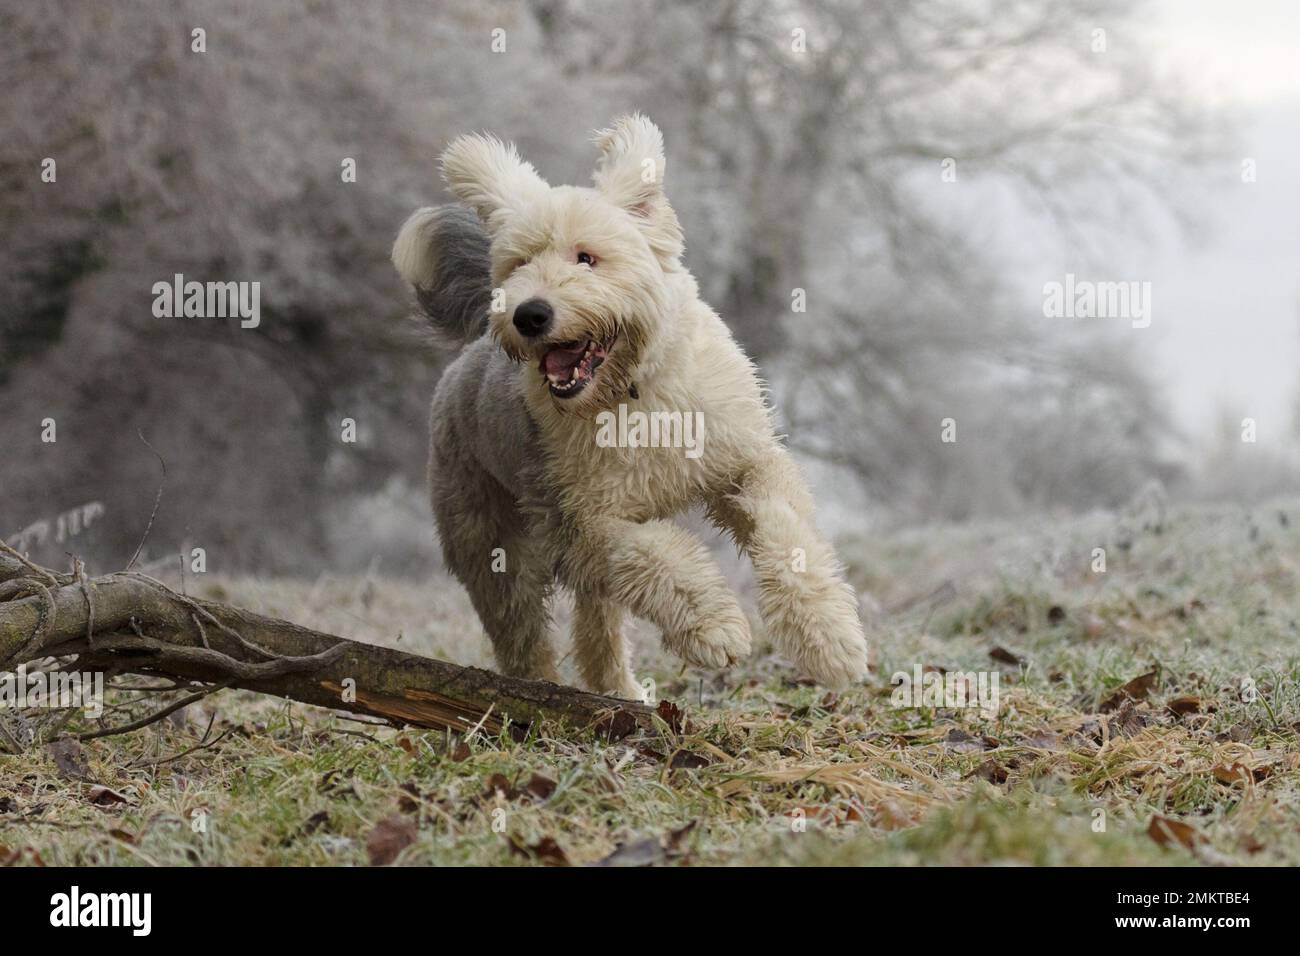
[2,499,1297,866]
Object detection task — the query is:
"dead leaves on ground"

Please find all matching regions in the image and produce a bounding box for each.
[0,845,46,866]
[47,738,91,781]
[1019,731,1064,751]
[1106,699,1150,739]
[508,834,569,866]
[988,646,1023,666]
[1166,695,1203,717]
[363,769,560,865]
[482,771,558,803]
[281,810,331,848]
[86,785,130,806]
[593,699,686,742]
[1147,815,1207,852]
[942,727,999,753]
[1210,753,1284,786]
[365,813,417,866]
[969,760,1009,785]
[591,821,695,867]
[1100,670,1158,712]
[507,820,698,867]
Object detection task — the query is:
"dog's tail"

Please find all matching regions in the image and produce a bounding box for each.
[391,204,491,346]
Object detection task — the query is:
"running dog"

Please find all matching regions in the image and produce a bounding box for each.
[392,114,868,698]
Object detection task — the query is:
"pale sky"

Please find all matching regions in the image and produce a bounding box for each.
[920,1,1298,453]
[1145,0,1299,444]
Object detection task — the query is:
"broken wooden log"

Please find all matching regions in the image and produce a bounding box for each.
[0,548,660,740]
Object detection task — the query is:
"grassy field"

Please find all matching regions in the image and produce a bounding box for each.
[2,499,1297,866]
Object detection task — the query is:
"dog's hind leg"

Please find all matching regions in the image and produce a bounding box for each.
[708,450,868,689]
[571,589,643,700]
[433,465,559,682]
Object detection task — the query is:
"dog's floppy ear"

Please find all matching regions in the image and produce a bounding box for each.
[592,114,684,262]
[440,133,550,233]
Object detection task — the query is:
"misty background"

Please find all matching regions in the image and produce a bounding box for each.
[2,0,1297,577]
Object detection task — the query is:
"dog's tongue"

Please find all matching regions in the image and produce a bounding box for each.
[542,341,587,376]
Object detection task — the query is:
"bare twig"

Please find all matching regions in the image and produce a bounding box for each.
[124,430,167,573]
[0,540,61,587]
[73,556,94,647]
[78,680,235,741]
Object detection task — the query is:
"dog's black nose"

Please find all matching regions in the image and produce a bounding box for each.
[512,298,553,338]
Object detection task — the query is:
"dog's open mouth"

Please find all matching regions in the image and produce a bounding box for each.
[539,337,612,398]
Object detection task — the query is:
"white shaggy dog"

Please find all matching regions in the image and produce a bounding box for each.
[392,114,867,697]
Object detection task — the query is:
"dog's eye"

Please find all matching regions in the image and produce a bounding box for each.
[576,251,596,267]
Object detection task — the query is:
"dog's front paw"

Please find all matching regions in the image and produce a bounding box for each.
[765,584,869,689]
[664,607,752,670]
[798,623,868,689]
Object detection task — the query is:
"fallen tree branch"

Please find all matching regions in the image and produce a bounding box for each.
[0,549,659,740]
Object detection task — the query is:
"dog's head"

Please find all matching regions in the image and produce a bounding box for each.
[440,114,684,412]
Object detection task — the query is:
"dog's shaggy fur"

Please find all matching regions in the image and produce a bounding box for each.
[392,115,868,697]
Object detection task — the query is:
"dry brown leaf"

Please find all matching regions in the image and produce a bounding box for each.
[590,837,664,867]
[943,727,993,753]
[365,813,417,866]
[1214,759,1274,784]
[1239,833,1266,855]
[592,822,695,867]
[281,810,331,847]
[1212,763,1253,786]
[47,738,90,780]
[0,846,45,867]
[1107,699,1149,738]
[596,708,639,741]
[86,785,129,806]
[1147,815,1205,851]
[971,760,1009,784]
[482,773,516,800]
[508,835,569,866]
[524,772,557,800]
[669,750,711,770]
[989,646,1022,665]
[397,782,422,814]
[873,799,916,831]
[655,699,686,733]
[1101,670,1158,712]
[1215,724,1252,743]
